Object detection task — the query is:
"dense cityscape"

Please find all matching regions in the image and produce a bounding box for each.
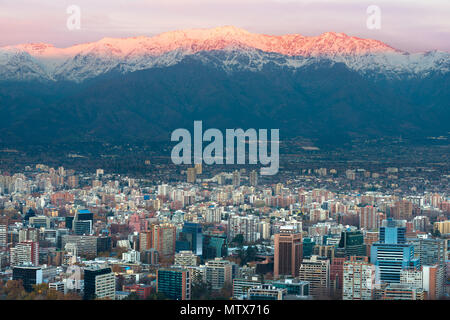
[0,161,448,301]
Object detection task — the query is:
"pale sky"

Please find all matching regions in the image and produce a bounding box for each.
[1,0,449,52]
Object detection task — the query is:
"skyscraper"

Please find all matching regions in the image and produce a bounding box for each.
[152,223,176,258]
[343,256,375,300]
[249,170,258,187]
[176,222,202,256]
[274,228,302,278]
[299,255,330,298]
[335,230,366,258]
[370,219,419,284]
[232,170,240,188]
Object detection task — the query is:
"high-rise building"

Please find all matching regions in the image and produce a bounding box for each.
[187,167,196,183]
[343,256,376,300]
[157,268,191,300]
[194,163,202,175]
[205,258,232,290]
[232,170,240,188]
[0,224,6,248]
[228,214,259,243]
[249,170,258,187]
[299,255,330,298]
[83,266,116,300]
[359,206,382,230]
[139,231,152,252]
[202,232,227,260]
[409,238,446,299]
[10,241,39,266]
[61,235,98,258]
[176,222,202,255]
[12,266,43,292]
[152,223,176,258]
[335,230,366,258]
[274,229,302,278]
[371,219,419,284]
[330,257,346,297]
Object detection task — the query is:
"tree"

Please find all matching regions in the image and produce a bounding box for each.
[191,280,212,300]
[231,234,244,247]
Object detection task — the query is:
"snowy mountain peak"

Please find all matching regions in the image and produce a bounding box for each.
[0,26,448,82]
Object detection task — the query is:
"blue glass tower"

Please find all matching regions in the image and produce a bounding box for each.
[175,222,202,256]
[370,219,419,283]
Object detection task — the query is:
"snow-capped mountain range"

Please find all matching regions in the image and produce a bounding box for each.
[1,26,449,82]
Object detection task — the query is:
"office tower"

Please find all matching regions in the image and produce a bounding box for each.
[152,223,176,258]
[176,222,202,255]
[157,268,191,300]
[233,276,262,299]
[202,232,228,260]
[371,219,419,284]
[359,206,382,230]
[139,231,152,252]
[381,283,424,300]
[274,229,302,278]
[330,257,346,297]
[248,284,286,300]
[73,220,92,236]
[96,236,112,254]
[205,258,232,290]
[187,167,196,183]
[232,170,240,187]
[335,230,366,258]
[10,241,39,266]
[299,256,330,298]
[0,224,6,248]
[302,238,315,259]
[249,170,258,187]
[228,214,259,243]
[174,250,198,267]
[12,266,43,292]
[343,256,376,300]
[83,266,116,300]
[379,219,407,244]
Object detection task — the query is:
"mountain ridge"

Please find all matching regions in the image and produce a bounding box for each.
[1,26,449,83]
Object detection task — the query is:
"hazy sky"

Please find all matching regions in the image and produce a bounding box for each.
[1,0,449,52]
